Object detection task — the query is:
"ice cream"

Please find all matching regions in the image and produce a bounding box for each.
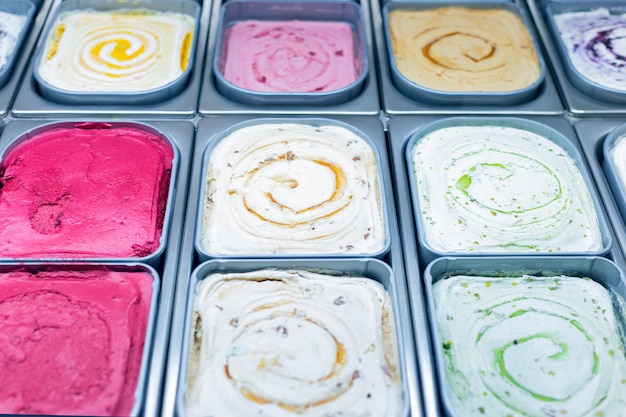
[185,269,402,417]
[387,7,541,92]
[432,274,626,417]
[0,266,154,416]
[0,10,27,72]
[201,122,386,255]
[409,124,603,253]
[609,132,626,189]
[220,20,359,93]
[553,7,626,92]
[37,8,195,92]
[0,123,174,258]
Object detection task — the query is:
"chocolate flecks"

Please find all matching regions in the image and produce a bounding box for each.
[333,296,346,306]
[364,233,370,240]
[230,317,239,328]
[352,156,361,161]
[275,325,288,336]
[366,393,372,399]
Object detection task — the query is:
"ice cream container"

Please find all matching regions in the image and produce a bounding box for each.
[0,262,161,417]
[424,255,626,417]
[176,258,412,417]
[0,121,179,266]
[405,116,612,264]
[0,0,35,89]
[546,1,626,104]
[194,117,391,260]
[602,123,626,226]
[32,0,200,105]
[382,1,546,106]
[212,0,369,106]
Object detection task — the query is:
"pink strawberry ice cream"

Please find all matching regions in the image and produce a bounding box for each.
[220,20,358,92]
[0,266,154,416]
[0,123,174,259]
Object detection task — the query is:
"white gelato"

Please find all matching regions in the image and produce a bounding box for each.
[37,8,195,92]
[0,10,27,72]
[201,123,386,255]
[609,132,626,190]
[184,269,402,417]
[410,124,603,253]
[432,274,626,417]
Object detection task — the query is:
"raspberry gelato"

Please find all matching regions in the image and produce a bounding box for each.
[220,20,358,93]
[0,123,174,259]
[0,266,154,416]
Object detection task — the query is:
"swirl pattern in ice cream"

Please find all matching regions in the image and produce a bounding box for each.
[554,8,626,92]
[37,9,195,92]
[201,123,385,255]
[433,275,626,417]
[221,20,359,93]
[410,124,603,253]
[185,269,402,417]
[387,7,541,92]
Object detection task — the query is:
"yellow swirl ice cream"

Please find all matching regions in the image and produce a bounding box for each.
[37,8,195,92]
[201,123,385,255]
[387,7,541,92]
[432,274,626,417]
[410,124,603,254]
[185,269,402,417]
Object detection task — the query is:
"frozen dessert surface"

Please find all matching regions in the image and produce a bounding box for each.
[553,7,626,92]
[37,8,195,92]
[410,124,602,253]
[185,269,402,417]
[221,20,359,93]
[0,123,174,258]
[0,10,27,72]
[387,7,541,92]
[0,266,154,416]
[201,122,386,255]
[432,274,626,416]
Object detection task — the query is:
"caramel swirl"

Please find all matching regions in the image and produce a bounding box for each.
[201,123,385,255]
[388,7,541,92]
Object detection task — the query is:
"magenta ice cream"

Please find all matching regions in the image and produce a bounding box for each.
[0,123,174,259]
[0,266,154,416]
[553,7,626,92]
[0,9,27,72]
[220,20,358,93]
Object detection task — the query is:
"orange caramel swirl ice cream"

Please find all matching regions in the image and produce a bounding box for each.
[184,269,402,417]
[37,8,195,92]
[200,123,386,255]
[387,7,541,92]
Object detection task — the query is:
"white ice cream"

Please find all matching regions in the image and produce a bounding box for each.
[185,269,402,417]
[432,274,626,417]
[201,123,386,255]
[410,124,603,254]
[0,10,27,72]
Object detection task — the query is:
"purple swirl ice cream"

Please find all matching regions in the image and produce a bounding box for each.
[553,7,626,92]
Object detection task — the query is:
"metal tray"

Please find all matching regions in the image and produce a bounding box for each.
[32,0,201,106]
[386,114,626,417]
[10,0,210,118]
[198,0,381,115]
[0,0,51,117]
[0,120,180,266]
[160,114,423,417]
[525,0,626,117]
[176,258,413,417]
[194,117,391,260]
[381,1,547,106]
[0,118,194,417]
[404,116,612,264]
[0,262,161,416]
[369,0,564,115]
[423,255,626,417]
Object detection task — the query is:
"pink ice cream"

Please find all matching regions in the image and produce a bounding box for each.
[221,20,358,92]
[0,266,154,416]
[0,123,174,258]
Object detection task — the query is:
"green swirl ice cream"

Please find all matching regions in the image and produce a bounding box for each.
[410,124,603,253]
[432,274,626,417]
